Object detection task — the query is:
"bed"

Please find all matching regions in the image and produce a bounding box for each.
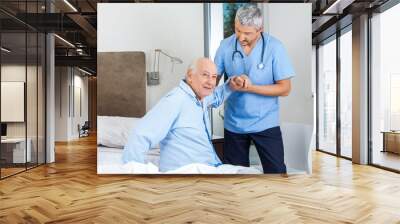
[97,145,261,174]
[96,115,261,174]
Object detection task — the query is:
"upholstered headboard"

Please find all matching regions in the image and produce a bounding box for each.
[97,52,146,117]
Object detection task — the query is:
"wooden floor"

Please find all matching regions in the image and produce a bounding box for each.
[1,163,45,178]
[1,167,26,178]
[372,151,400,171]
[1,135,400,223]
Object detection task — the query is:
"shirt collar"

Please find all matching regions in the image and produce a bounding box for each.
[179,80,202,106]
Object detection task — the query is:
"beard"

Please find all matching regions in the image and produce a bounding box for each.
[239,40,250,46]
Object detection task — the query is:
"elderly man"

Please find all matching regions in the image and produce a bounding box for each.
[214,4,295,173]
[122,58,244,172]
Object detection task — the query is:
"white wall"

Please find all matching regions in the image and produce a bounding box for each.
[55,67,68,141]
[72,73,89,138]
[97,3,204,110]
[264,3,313,126]
[55,67,89,141]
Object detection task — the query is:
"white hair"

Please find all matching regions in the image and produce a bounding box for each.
[187,60,197,73]
[235,4,263,30]
[185,60,197,80]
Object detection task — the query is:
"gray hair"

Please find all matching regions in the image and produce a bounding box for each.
[235,4,263,30]
[185,60,197,80]
[187,60,197,73]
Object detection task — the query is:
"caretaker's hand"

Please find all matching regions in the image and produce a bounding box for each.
[238,74,252,91]
[229,75,246,91]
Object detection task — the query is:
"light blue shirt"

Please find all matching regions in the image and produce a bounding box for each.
[122,80,232,172]
[214,33,295,134]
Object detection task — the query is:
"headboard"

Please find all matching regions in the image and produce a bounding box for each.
[97,52,146,117]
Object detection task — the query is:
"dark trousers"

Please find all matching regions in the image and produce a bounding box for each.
[223,127,286,174]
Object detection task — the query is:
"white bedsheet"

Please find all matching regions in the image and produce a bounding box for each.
[97,146,262,174]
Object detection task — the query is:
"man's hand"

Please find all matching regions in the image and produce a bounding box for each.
[229,76,245,91]
[238,77,291,97]
[238,75,252,90]
[229,75,252,91]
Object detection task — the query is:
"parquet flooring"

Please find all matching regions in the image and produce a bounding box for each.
[1,134,400,223]
[1,167,26,178]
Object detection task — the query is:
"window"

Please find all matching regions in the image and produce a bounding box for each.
[318,37,337,155]
[371,2,400,171]
[390,74,400,130]
[340,29,352,158]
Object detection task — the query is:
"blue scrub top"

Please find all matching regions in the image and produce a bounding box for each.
[214,32,295,134]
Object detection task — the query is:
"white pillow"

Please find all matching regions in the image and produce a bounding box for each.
[97,116,141,148]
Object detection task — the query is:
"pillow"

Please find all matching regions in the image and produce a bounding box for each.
[97,116,141,148]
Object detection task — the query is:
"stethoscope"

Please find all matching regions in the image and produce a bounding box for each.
[232,32,266,70]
